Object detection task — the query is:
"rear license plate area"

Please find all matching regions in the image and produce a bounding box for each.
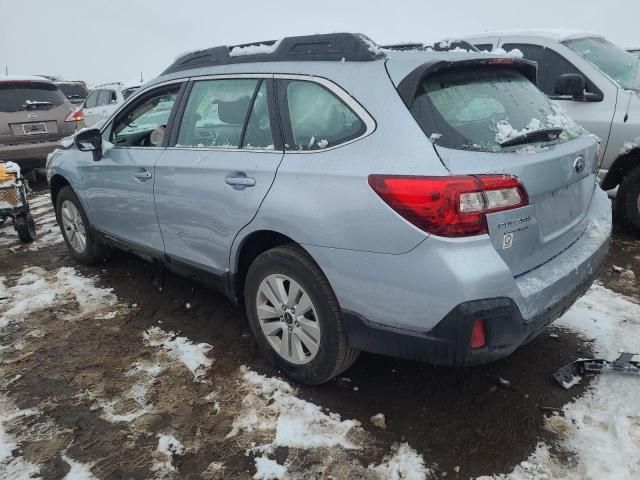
[22,122,47,135]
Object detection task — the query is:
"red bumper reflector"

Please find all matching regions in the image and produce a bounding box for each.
[470,319,486,349]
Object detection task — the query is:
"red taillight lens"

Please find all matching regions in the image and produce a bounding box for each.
[470,319,486,349]
[368,174,528,237]
[65,108,84,122]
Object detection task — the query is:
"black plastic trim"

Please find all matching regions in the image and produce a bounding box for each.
[342,267,599,366]
[161,33,384,75]
[396,58,539,107]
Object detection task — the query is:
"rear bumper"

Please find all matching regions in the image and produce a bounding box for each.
[342,265,599,366]
[0,140,61,169]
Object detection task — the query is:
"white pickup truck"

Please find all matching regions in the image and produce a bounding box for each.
[464,30,640,229]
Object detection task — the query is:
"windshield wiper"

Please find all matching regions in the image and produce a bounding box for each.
[22,100,53,111]
[499,128,564,148]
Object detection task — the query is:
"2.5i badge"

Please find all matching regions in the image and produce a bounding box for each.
[502,232,514,250]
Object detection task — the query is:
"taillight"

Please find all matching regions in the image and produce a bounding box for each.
[65,108,84,122]
[368,174,528,237]
[470,319,486,349]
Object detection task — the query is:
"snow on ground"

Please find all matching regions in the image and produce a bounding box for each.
[143,326,213,381]
[0,266,117,327]
[150,433,186,478]
[482,283,640,480]
[228,366,432,479]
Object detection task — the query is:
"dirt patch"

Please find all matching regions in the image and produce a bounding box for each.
[1,187,626,479]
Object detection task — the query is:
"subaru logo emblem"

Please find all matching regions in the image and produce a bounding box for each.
[573,156,585,174]
[27,113,38,120]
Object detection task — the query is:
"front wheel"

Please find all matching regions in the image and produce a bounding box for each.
[244,245,359,385]
[617,165,640,231]
[56,186,104,264]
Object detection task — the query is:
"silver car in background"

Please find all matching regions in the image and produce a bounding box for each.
[47,33,611,385]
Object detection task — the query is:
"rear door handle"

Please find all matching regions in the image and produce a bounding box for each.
[225,173,256,189]
[133,169,152,181]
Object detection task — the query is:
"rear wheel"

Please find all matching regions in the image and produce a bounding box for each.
[56,186,104,264]
[244,245,359,385]
[14,213,36,243]
[616,165,640,231]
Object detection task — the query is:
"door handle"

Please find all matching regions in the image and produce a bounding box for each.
[225,173,256,189]
[133,169,152,181]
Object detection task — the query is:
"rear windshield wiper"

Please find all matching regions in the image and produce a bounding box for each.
[22,100,53,111]
[499,128,563,148]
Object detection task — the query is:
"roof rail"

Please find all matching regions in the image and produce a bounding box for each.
[161,33,384,75]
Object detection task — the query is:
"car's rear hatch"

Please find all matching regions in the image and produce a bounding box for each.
[435,141,598,276]
[387,53,599,277]
[0,79,74,146]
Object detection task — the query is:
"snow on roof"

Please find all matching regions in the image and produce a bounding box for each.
[461,29,604,43]
[228,39,282,57]
[0,75,53,83]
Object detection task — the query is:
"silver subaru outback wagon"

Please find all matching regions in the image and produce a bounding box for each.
[47,33,611,385]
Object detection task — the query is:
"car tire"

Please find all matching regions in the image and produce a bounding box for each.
[15,213,36,243]
[56,186,104,264]
[244,245,359,385]
[616,165,640,231]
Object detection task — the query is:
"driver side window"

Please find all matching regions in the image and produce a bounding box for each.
[110,86,180,148]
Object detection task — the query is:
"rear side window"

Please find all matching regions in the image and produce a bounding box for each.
[409,67,584,152]
[177,79,258,148]
[0,81,65,112]
[283,80,365,151]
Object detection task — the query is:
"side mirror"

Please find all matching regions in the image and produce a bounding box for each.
[554,74,586,98]
[75,128,103,153]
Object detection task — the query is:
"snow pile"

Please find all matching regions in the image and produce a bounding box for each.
[484,284,640,479]
[495,118,542,144]
[143,327,213,381]
[491,47,524,58]
[546,101,588,140]
[150,434,185,477]
[229,40,282,57]
[0,267,117,327]
[370,443,429,480]
[227,367,360,450]
[253,455,287,480]
[61,454,98,480]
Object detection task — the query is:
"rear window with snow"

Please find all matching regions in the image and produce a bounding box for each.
[0,81,66,113]
[409,67,585,152]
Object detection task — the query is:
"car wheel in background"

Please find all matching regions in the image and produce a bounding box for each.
[617,165,640,231]
[244,245,359,385]
[14,213,36,243]
[56,186,104,264]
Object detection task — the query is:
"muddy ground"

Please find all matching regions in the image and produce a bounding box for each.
[0,184,636,479]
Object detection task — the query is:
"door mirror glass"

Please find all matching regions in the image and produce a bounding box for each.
[553,73,586,98]
[75,128,103,152]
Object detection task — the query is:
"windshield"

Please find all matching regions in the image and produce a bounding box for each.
[0,82,66,112]
[409,67,586,152]
[564,37,640,91]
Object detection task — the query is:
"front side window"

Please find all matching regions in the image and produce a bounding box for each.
[177,79,258,148]
[111,87,180,147]
[564,37,640,91]
[284,81,365,151]
[410,67,586,152]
